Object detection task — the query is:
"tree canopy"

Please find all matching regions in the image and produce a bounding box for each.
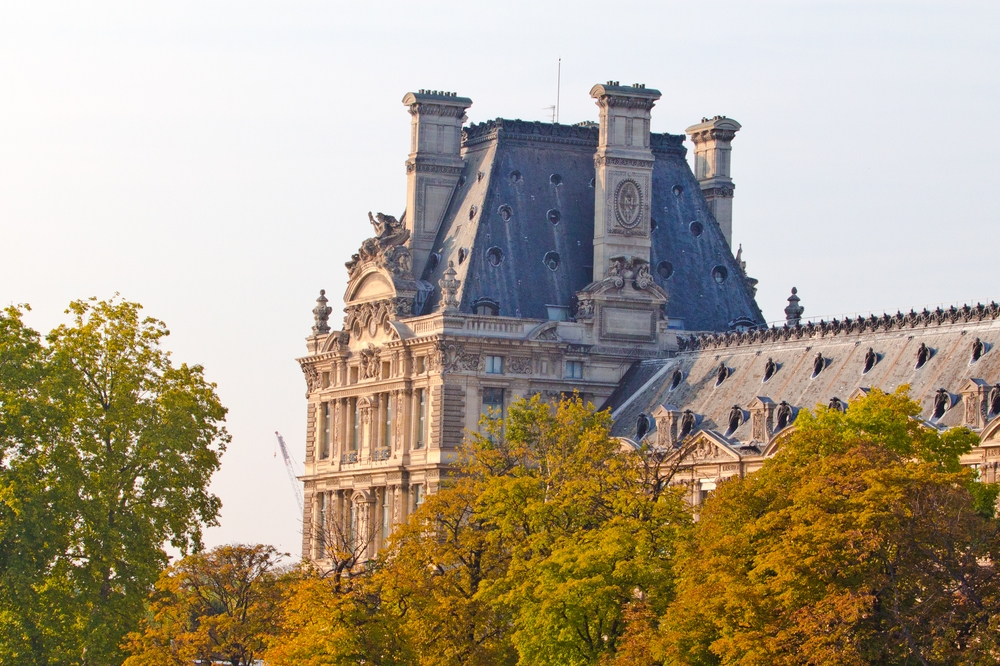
[653,387,1000,666]
[124,544,287,666]
[267,395,691,666]
[266,388,1000,666]
[0,298,229,665]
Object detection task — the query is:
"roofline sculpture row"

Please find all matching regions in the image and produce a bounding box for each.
[677,302,1000,352]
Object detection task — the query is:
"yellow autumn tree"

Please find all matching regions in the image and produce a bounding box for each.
[123,544,287,666]
[649,387,1000,666]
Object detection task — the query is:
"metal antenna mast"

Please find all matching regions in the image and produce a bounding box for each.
[556,57,561,124]
[274,431,303,513]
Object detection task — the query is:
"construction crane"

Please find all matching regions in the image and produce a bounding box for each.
[274,431,303,514]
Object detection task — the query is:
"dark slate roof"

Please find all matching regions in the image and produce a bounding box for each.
[419,119,764,331]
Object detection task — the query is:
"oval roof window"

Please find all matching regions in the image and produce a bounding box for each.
[486,247,504,267]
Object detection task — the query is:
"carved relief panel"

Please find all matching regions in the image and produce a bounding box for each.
[604,169,652,237]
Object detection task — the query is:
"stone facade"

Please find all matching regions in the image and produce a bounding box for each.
[296,79,992,564]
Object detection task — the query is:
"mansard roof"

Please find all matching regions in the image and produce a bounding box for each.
[606,303,1000,441]
[416,118,764,332]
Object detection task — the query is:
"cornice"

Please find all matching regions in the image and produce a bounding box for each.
[462,118,599,148]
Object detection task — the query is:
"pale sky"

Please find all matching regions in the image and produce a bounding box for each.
[1,1,997,556]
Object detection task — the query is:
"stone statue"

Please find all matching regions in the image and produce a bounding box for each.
[828,396,844,412]
[863,347,877,373]
[669,369,683,391]
[763,357,776,382]
[972,337,985,363]
[812,352,824,377]
[776,401,792,430]
[728,404,742,433]
[916,342,930,368]
[933,388,949,419]
[991,384,1000,416]
[680,409,696,438]
[368,211,405,241]
[635,414,650,440]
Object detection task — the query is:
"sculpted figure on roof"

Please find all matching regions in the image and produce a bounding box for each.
[345,212,413,279]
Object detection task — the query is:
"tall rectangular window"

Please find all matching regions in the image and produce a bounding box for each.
[383,393,393,449]
[351,398,359,451]
[412,484,423,512]
[349,501,358,548]
[416,389,426,449]
[485,355,504,374]
[565,361,584,379]
[315,492,327,558]
[482,387,505,419]
[321,402,331,459]
[381,491,390,542]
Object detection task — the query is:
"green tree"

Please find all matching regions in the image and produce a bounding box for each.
[369,395,688,666]
[657,387,1000,666]
[124,544,287,666]
[474,396,689,666]
[0,297,229,665]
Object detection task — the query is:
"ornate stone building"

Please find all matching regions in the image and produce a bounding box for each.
[296,81,998,563]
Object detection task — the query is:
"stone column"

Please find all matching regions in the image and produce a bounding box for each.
[685,116,741,247]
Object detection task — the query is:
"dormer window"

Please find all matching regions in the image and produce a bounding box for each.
[472,297,500,317]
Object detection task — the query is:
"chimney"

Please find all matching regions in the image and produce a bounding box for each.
[685,116,741,247]
[590,82,661,282]
[401,90,472,277]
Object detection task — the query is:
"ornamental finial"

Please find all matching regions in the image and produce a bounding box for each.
[439,261,461,312]
[312,289,332,335]
[784,287,804,327]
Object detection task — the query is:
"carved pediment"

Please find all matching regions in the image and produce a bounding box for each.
[343,211,424,325]
[980,415,1000,444]
[762,426,796,457]
[575,255,668,329]
[576,255,668,302]
[678,431,743,464]
[349,272,396,301]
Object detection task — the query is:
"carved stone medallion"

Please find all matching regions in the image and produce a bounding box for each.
[614,178,642,229]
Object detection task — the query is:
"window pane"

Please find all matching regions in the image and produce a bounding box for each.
[322,402,331,458]
[352,399,359,451]
[417,389,426,448]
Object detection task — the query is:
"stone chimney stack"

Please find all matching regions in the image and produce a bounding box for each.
[685,116,741,247]
[401,90,472,276]
[590,82,661,282]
